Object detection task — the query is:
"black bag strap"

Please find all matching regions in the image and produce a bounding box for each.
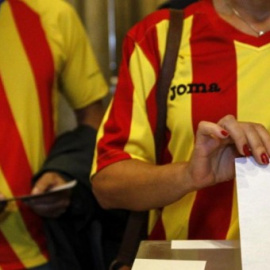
[155,8,184,164]
[111,9,184,269]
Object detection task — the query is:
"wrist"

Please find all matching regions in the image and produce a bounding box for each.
[110,260,130,270]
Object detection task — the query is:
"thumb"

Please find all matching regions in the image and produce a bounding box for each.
[31,177,55,195]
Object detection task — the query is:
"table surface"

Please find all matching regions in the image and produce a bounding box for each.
[135,240,242,270]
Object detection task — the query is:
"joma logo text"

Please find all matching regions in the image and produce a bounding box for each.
[170,83,221,101]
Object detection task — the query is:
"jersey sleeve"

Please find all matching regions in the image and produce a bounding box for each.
[57,3,108,109]
[91,9,170,175]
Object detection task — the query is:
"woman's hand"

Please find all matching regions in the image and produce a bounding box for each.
[187,115,270,190]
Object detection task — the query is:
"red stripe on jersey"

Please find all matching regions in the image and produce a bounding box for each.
[188,14,237,239]
[146,12,173,240]
[0,78,33,196]
[130,8,170,135]
[139,17,173,165]
[0,77,48,265]
[0,232,25,269]
[128,9,170,43]
[148,213,166,240]
[96,37,135,171]
[10,0,55,154]
[96,10,170,171]
[138,10,172,162]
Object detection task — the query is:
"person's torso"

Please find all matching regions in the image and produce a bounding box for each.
[137,1,270,240]
[0,0,72,268]
[93,0,270,241]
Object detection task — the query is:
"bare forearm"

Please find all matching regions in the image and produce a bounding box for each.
[91,159,193,211]
[75,100,105,129]
[92,116,270,212]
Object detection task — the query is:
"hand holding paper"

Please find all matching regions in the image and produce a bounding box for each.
[1,172,77,218]
[187,115,270,192]
[3,180,77,202]
[26,172,76,218]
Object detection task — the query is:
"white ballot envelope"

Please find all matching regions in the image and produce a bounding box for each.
[1,180,77,202]
[171,240,239,249]
[235,157,270,270]
[132,259,206,270]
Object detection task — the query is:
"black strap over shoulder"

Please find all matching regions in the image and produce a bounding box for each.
[155,8,184,164]
[113,9,184,268]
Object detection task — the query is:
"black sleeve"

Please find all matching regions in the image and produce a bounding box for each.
[32,124,99,225]
[33,125,130,270]
[158,0,198,9]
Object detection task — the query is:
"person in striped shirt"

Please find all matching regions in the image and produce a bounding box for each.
[0,0,108,269]
[91,0,270,247]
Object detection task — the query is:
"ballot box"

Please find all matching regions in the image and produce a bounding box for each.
[133,240,242,270]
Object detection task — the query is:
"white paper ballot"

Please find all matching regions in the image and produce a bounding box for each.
[132,259,206,270]
[235,157,270,270]
[171,240,239,250]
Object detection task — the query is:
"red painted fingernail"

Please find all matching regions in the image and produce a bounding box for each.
[221,130,228,137]
[243,144,252,157]
[261,153,269,165]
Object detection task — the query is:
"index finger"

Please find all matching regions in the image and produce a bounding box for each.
[218,115,270,165]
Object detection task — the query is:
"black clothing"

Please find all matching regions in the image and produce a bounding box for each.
[33,125,129,270]
[158,0,198,9]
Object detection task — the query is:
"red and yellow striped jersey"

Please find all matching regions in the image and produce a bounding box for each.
[0,0,108,268]
[92,0,270,241]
